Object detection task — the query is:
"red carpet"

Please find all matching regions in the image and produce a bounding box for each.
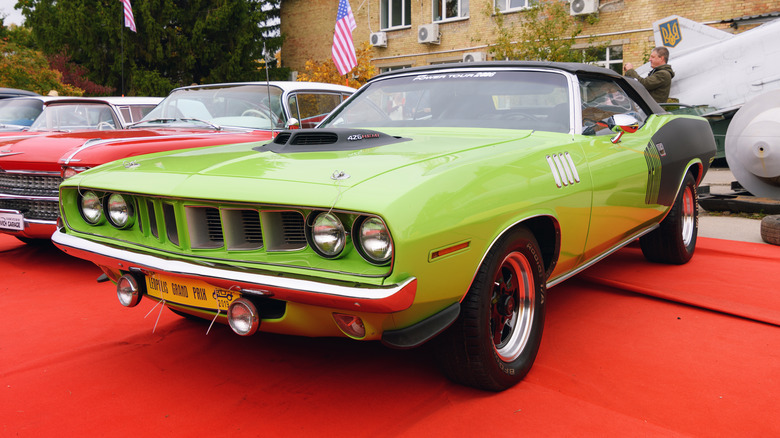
[1,235,778,437]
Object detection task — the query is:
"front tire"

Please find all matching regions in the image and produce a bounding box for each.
[435,227,546,391]
[640,171,698,264]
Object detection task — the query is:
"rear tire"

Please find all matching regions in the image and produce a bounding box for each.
[435,227,546,391]
[640,171,698,264]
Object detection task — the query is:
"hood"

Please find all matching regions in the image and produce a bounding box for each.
[0,133,105,172]
[69,127,534,206]
[58,128,271,168]
[0,126,265,172]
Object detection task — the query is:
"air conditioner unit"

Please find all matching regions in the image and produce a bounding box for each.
[418,23,440,44]
[570,0,598,16]
[462,52,487,62]
[370,32,387,48]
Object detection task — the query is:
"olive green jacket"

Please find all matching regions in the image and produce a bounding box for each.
[625,64,675,103]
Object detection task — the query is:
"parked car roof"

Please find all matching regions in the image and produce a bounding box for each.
[28,96,163,131]
[0,88,39,99]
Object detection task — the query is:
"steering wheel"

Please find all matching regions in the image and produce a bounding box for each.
[96,121,115,130]
[504,111,540,122]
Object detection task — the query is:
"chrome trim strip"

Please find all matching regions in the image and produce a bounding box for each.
[25,218,57,225]
[0,194,59,201]
[52,229,413,302]
[0,169,61,175]
[0,210,57,226]
[546,224,659,288]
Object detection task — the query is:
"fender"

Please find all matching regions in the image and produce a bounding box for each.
[648,117,716,206]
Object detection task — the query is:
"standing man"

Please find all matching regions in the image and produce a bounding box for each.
[623,47,675,103]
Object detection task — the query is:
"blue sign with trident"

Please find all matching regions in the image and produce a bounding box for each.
[659,18,682,47]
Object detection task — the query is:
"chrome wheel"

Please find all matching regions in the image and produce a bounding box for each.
[681,185,695,246]
[491,252,535,362]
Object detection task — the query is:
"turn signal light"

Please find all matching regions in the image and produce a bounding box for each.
[227,298,260,336]
[332,313,366,339]
[117,274,142,307]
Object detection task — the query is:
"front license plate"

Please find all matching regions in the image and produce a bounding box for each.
[145,273,238,311]
[0,211,24,231]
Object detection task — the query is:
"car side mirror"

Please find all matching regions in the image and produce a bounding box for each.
[285,118,300,130]
[608,114,641,144]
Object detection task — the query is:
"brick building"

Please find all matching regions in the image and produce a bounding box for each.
[280,0,780,77]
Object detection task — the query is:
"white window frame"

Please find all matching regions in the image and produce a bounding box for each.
[587,46,624,74]
[433,0,469,23]
[379,65,412,73]
[596,46,623,73]
[380,0,412,31]
[495,0,536,13]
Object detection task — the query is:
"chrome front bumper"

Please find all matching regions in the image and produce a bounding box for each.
[52,229,417,313]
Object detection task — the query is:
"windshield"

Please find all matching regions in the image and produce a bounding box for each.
[29,103,120,131]
[321,70,571,133]
[0,98,43,128]
[138,85,285,130]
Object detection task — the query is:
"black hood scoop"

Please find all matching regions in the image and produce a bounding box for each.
[255,128,410,153]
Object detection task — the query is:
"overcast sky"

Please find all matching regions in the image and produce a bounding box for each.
[0,0,24,26]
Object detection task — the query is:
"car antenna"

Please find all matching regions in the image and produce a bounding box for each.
[263,41,277,135]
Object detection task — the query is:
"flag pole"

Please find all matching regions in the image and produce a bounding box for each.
[121,7,125,96]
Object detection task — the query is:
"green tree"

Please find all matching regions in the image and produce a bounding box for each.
[0,38,83,95]
[484,0,602,63]
[18,0,283,95]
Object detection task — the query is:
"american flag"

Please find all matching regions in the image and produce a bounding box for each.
[121,0,137,32]
[331,0,357,76]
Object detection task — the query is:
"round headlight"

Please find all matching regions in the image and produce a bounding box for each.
[358,217,392,264]
[80,191,103,224]
[311,212,346,257]
[106,193,133,228]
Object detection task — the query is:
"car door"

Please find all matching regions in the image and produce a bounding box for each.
[577,76,666,261]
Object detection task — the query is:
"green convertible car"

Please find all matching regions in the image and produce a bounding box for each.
[53,62,716,391]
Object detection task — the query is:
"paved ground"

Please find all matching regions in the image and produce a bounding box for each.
[699,167,767,244]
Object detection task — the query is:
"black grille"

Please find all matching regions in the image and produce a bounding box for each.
[0,173,62,197]
[273,132,292,144]
[0,199,59,220]
[204,207,224,242]
[241,210,263,244]
[280,211,306,245]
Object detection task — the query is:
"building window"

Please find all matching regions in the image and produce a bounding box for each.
[584,46,624,74]
[434,0,469,22]
[495,0,535,13]
[379,65,412,73]
[381,0,412,30]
